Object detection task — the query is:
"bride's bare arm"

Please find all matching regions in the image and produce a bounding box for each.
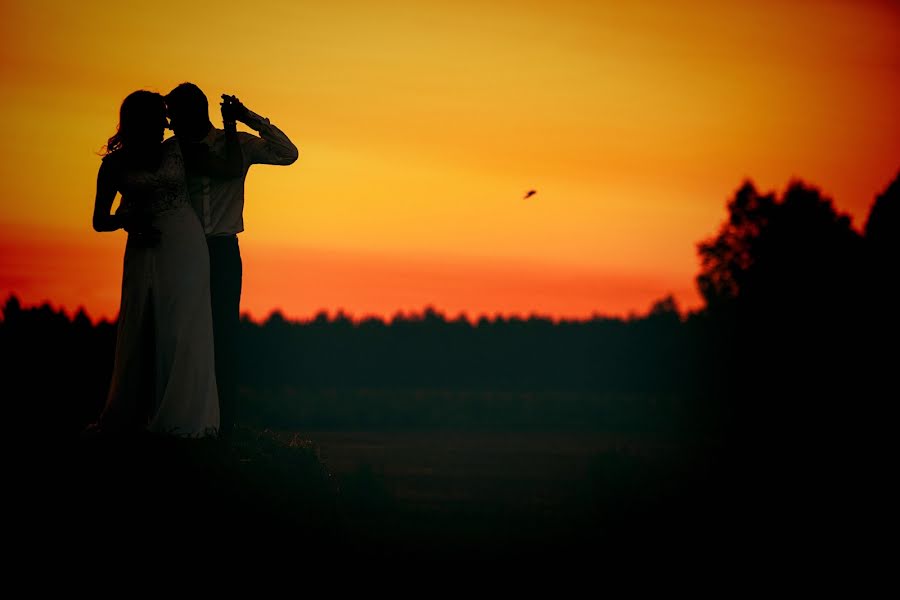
[92,160,122,232]
[92,159,155,239]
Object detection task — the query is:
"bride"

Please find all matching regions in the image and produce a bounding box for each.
[90,90,240,437]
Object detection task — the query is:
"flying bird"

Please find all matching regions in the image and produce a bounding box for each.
[523,190,536,199]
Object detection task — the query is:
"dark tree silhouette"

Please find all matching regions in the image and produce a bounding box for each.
[696,181,777,308]
[864,170,900,257]
[863,169,900,318]
[688,175,899,537]
[690,177,890,552]
[696,179,867,403]
[861,170,900,413]
[697,179,863,315]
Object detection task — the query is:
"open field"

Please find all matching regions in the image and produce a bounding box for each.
[304,430,685,514]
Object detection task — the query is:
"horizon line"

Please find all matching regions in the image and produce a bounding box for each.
[0,292,694,327]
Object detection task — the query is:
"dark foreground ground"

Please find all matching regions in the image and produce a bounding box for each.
[304,430,697,515]
[13,425,870,572]
[12,428,742,565]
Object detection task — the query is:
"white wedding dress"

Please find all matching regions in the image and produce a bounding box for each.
[99,138,219,436]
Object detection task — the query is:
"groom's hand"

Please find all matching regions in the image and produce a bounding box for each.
[221,94,250,124]
[121,212,161,247]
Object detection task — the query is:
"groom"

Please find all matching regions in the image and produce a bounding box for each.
[165,82,299,439]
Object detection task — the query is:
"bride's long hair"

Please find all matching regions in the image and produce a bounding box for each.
[102,90,168,157]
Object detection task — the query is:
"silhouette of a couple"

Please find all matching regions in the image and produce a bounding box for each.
[87,83,298,439]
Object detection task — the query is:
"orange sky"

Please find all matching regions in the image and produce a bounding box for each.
[1,0,898,322]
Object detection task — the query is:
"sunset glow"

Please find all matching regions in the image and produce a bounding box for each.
[2,0,898,321]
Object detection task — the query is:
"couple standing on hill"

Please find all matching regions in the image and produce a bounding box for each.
[88,83,298,439]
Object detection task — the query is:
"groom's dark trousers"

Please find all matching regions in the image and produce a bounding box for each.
[208,234,242,438]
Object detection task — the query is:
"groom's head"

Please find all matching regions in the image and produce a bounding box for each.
[165,82,212,141]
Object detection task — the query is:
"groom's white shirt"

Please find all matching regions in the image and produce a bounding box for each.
[186,109,298,237]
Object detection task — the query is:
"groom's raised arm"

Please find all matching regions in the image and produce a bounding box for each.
[230,99,298,166]
[241,109,298,166]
